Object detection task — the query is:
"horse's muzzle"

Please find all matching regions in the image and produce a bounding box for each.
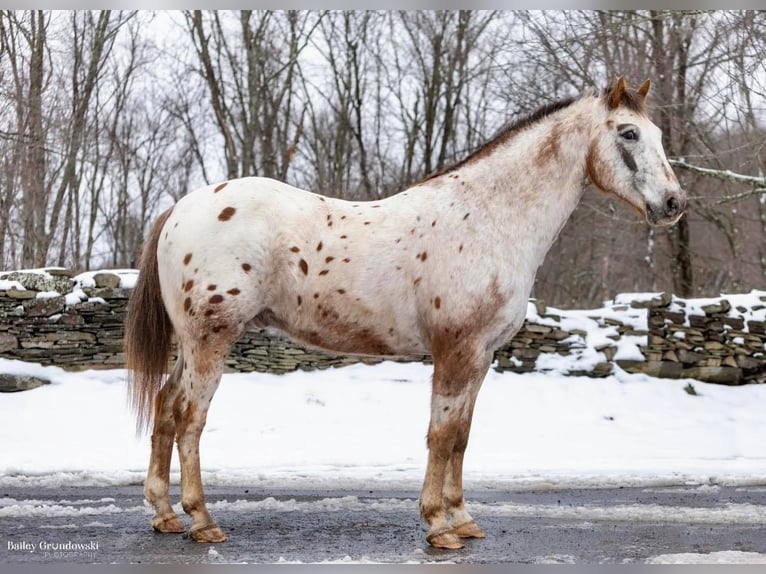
[647,190,686,226]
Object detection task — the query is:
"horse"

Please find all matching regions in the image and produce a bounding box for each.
[124,76,685,550]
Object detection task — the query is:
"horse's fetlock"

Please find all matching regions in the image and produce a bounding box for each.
[181,497,204,515]
[144,477,167,504]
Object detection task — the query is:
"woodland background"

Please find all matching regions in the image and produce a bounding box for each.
[0,10,764,308]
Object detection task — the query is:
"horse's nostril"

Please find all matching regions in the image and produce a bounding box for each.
[666,195,680,215]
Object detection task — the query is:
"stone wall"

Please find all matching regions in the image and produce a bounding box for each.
[1,268,765,384]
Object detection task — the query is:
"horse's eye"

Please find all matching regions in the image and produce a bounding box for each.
[621,129,638,141]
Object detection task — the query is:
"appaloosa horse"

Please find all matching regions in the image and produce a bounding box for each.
[125,77,685,549]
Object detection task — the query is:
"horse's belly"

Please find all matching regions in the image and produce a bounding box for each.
[250,301,429,359]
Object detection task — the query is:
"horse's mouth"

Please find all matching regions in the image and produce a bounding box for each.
[646,193,686,227]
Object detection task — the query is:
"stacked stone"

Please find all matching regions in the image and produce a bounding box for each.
[622,292,766,385]
[494,300,583,374]
[0,270,129,368]
[493,299,648,379]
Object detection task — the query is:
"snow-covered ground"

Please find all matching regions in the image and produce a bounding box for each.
[2,357,766,490]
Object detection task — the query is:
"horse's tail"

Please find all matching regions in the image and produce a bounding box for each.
[125,207,174,435]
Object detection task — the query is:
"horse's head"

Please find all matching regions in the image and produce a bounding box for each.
[587,76,686,227]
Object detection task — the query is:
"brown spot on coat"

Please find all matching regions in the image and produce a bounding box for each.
[319,269,330,276]
[214,182,228,192]
[463,213,470,220]
[242,263,252,272]
[325,256,335,263]
[184,297,191,312]
[434,296,441,309]
[414,277,422,287]
[207,284,217,291]
[290,246,300,253]
[417,252,428,262]
[316,241,323,252]
[209,294,224,304]
[183,253,192,265]
[218,207,236,221]
[227,288,240,295]
[183,280,194,292]
[343,258,351,263]
[299,259,309,275]
[297,295,303,306]
[535,121,562,166]
[337,289,346,295]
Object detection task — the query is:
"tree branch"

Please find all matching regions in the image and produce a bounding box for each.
[669,158,766,204]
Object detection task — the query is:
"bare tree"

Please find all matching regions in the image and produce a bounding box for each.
[384,11,500,186]
[183,10,318,181]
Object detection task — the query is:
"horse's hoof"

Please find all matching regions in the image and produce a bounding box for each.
[427,530,464,549]
[151,515,186,533]
[453,520,486,539]
[190,523,227,543]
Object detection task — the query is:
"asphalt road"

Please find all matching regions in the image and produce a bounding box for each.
[2,484,765,564]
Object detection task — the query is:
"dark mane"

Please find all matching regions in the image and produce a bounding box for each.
[422,96,578,182]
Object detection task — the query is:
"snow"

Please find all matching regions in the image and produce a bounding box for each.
[74,269,139,290]
[2,356,766,491]
[648,551,766,564]
[0,279,24,291]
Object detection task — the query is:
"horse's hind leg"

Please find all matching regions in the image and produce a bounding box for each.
[144,357,185,533]
[420,344,491,549]
[174,339,230,543]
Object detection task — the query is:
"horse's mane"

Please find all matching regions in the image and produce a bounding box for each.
[421,96,579,182]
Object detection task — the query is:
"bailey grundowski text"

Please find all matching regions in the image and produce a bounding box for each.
[8,540,99,552]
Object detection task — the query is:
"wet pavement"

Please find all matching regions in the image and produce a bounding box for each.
[1,484,765,564]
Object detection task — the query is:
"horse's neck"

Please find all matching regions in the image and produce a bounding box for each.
[459,97,597,263]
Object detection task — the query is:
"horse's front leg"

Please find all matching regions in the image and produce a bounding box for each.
[443,415,486,540]
[420,347,491,549]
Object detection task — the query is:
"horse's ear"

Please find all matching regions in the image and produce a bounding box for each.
[638,78,651,100]
[609,76,627,109]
